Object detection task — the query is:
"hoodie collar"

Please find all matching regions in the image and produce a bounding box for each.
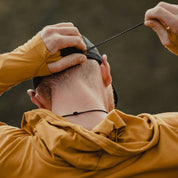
[21,109,159,170]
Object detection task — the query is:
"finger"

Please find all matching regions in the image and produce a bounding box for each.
[45,35,86,53]
[145,20,170,45]
[50,22,74,28]
[145,6,176,28]
[50,26,82,39]
[57,35,86,51]
[158,2,178,15]
[47,53,87,73]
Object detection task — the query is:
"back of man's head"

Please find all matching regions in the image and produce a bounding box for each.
[37,59,101,103]
[33,36,104,104]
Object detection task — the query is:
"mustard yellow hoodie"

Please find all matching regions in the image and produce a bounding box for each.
[0,33,178,178]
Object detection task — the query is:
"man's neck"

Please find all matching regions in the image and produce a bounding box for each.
[62,111,108,130]
[51,81,108,130]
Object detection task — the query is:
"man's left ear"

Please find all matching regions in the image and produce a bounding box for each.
[27,89,50,109]
[100,54,112,87]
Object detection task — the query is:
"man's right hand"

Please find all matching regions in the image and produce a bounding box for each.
[41,22,87,73]
[145,2,178,55]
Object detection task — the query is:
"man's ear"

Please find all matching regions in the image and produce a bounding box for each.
[100,54,112,87]
[27,89,49,109]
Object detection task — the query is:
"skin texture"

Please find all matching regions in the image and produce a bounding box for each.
[145,2,178,55]
[42,22,87,73]
[28,55,114,130]
[28,2,178,130]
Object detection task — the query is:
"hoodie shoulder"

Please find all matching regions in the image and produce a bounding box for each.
[154,112,178,128]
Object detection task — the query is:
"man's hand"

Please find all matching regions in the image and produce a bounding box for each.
[41,22,87,73]
[145,2,178,55]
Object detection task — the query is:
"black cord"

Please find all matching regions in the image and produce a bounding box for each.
[60,23,145,118]
[62,109,108,117]
[85,22,144,52]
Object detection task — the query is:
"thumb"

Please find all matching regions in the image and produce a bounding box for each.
[47,53,87,73]
[145,20,170,45]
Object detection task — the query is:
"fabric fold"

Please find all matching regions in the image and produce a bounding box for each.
[21,109,159,170]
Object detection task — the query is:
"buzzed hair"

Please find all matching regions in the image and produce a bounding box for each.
[37,60,100,104]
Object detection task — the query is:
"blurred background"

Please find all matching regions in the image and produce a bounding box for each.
[0,0,177,127]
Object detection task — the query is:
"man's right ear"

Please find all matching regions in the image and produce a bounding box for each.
[100,54,112,87]
[27,89,45,108]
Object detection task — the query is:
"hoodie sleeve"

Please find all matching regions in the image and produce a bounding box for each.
[166,30,178,55]
[0,33,62,95]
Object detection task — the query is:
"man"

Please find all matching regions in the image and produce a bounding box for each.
[0,2,178,178]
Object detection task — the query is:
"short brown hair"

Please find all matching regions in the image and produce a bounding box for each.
[37,60,100,104]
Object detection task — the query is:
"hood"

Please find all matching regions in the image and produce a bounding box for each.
[21,109,159,170]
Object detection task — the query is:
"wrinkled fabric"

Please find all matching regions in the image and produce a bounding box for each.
[0,109,178,177]
[166,29,178,55]
[0,29,178,178]
[0,33,61,95]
